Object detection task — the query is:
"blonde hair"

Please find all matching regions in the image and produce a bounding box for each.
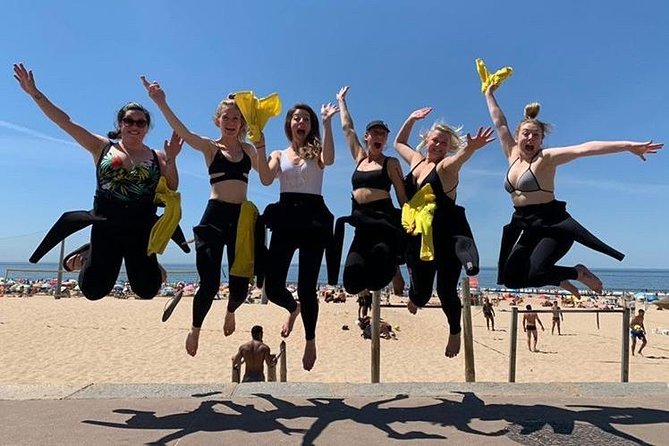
[416,122,464,154]
[515,102,552,137]
[212,98,247,142]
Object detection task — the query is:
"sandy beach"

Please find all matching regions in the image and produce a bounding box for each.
[1,292,668,385]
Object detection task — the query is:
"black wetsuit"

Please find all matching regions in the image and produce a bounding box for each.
[333,157,405,294]
[404,160,480,335]
[498,154,623,288]
[191,150,254,328]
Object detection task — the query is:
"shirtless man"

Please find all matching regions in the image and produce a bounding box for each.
[523,304,544,352]
[551,301,564,335]
[630,309,648,356]
[231,325,277,382]
[482,297,495,331]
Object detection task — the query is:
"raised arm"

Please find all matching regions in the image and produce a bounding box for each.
[439,127,495,173]
[394,108,432,167]
[336,86,365,162]
[13,63,107,158]
[141,76,214,154]
[484,88,516,159]
[320,102,339,166]
[157,131,183,190]
[254,133,281,185]
[545,140,663,166]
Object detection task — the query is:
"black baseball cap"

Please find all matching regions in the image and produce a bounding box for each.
[365,120,390,133]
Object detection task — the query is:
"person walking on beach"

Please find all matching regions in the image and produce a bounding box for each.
[523,304,544,352]
[394,107,494,358]
[482,297,495,331]
[483,71,662,295]
[630,309,648,356]
[551,300,564,335]
[14,63,182,302]
[232,325,277,382]
[142,77,261,356]
[357,289,372,319]
[254,102,339,371]
[332,86,408,296]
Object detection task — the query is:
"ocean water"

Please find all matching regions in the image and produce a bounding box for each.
[2,262,669,292]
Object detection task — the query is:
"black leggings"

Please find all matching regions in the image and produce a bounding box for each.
[406,206,479,335]
[192,200,249,328]
[263,194,331,341]
[502,230,578,288]
[79,209,161,301]
[343,200,401,294]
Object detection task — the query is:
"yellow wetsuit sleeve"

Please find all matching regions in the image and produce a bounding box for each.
[230,200,259,278]
[476,58,513,94]
[148,176,182,256]
[234,91,282,144]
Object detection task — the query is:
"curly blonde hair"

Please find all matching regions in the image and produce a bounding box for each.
[416,122,464,154]
[212,97,247,142]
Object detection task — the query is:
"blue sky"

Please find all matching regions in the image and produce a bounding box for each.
[1,0,668,269]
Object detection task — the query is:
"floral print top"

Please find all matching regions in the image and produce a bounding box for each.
[96,144,161,202]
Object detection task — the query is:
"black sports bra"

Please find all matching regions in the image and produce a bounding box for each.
[351,157,391,192]
[208,150,251,185]
[504,154,553,194]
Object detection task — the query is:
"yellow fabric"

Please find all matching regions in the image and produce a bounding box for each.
[148,176,182,255]
[234,91,282,144]
[401,184,437,261]
[230,200,259,278]
[476,58,513,94]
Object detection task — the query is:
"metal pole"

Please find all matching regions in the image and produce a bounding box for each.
[621,307,630,383]
[371,290,381,383]
[279,341,287,382]
[55,241,65,299]
[596,312,600,330]
[461,278,475,382]
[508,306,518,383]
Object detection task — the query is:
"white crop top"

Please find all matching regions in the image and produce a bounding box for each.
[278,149,324,194]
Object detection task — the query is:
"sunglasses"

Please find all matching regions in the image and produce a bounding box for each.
[121,117,148,128]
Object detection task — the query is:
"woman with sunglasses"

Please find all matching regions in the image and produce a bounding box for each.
[254,102,338,371]
[142,76,261,357]
[484,82,662,294]
[332,86,407,296]
[395,107,494,358]
[13,63,182,302]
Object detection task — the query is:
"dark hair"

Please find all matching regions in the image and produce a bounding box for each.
[107,102,152,140]
[251,325,263,340]
[526,304,532,310]
[284,103,320,145]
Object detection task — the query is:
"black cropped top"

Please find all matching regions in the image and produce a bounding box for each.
[208,150,251,185]
[351,157,392,192]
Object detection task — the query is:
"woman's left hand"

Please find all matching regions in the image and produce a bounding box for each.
[321,102,340,123]
[629,140,663,161]
[466,127,496,151]
[164,131,183,160]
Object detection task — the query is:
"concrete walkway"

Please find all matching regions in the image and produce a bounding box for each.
[1,382,668,445]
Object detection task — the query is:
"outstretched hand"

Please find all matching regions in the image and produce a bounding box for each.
[13,63,39,96]
[629,140,663,161]
[465,127,496,151]
[336,86,349,102]
[410,107,432,121]
[321,102,340,123]
[164,131,183,160]
[141,75,166,103]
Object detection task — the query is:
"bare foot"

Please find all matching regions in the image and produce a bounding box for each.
[575,264,602,294]
[65,251,89,272]
[559,280,581,298]
[223,311,235,336]
[185,327,200,357]
[303,339,317,371]
[281,304,301,338]
[445,332,461,358]
[407,301,418,315]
